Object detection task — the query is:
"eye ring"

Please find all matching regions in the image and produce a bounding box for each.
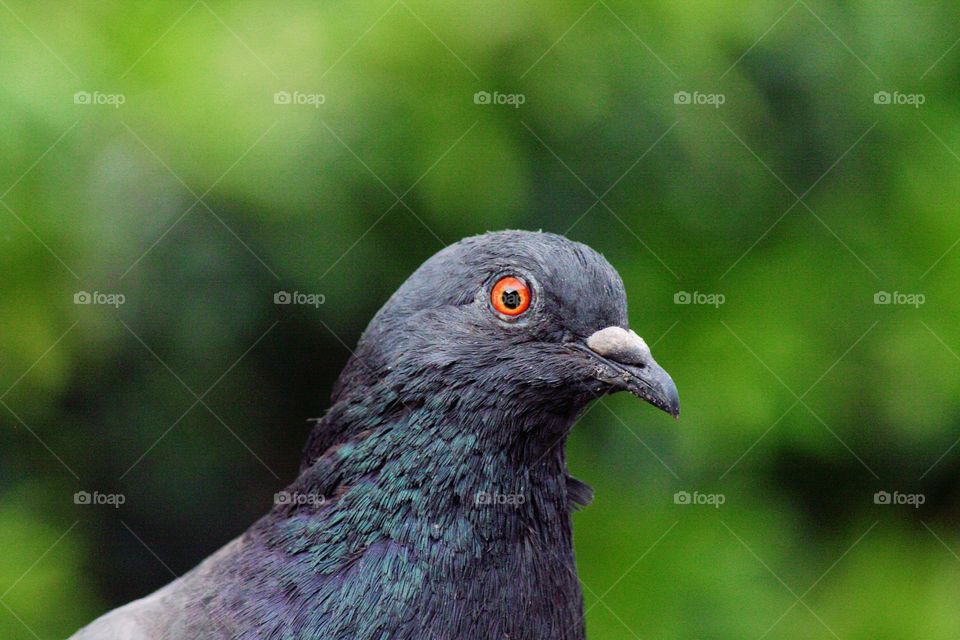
[490,276,531,316]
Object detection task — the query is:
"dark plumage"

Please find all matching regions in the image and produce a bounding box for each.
[71,230,679,640]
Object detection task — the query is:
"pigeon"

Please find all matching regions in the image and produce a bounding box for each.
[70,230,679,640]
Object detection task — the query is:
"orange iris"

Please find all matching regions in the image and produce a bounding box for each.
[491,276,531,316]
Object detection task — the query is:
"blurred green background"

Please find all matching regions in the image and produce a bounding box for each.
[3,1,960,638]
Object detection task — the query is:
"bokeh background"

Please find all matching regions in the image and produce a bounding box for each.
[3,1,960,638]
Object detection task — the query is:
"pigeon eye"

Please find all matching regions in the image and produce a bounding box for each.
[490,276,531,316]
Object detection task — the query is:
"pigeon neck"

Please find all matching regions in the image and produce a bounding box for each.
[290,385,587,530]
[250,384,588,639]
[301,376,588,470]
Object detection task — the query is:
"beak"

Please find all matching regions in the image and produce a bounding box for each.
[581,326,680,418]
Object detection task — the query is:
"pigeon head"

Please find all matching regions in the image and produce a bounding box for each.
[331,230,679,431]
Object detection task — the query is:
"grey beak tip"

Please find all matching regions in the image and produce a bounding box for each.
[656,373,681,419]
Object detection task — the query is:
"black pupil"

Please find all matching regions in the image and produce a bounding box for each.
[501,289,521,309]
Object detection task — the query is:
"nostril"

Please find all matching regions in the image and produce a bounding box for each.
[586,326,651,366]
